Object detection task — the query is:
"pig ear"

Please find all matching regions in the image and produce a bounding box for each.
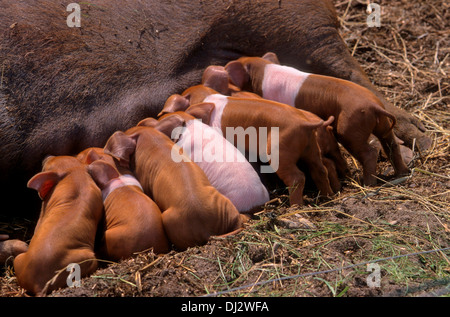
[202,66,230,95]
[262,52,280,64]
[81,148,102,164]
[155,114,186,139]
[27,171,63,200]
[87,160,120,189]
[137,117,159,127]
[103,131,137,167]
[224,61,249,89]
[185,102,215,125]
[158,94,190,117]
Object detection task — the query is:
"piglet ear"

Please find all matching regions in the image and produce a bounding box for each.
[202,65,230,95]
[27,171,62,200]
[185,102,215,125]
[79,148,102,164]
[224,61,249,89]
[155,114,186,141]
[137,117,158,128]
[158,94,190,117]
[103,131,137,167]
[87,160,120,190]
[262,52,280,64]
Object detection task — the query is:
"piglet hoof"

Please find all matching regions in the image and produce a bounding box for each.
[0,239,29,264]
[363,179,378,187]
[394,169,412,180]
[312,193,335,205]
[320,192,335,200]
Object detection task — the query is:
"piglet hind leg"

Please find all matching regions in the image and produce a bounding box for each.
[15,249,98,296]
[43,250,98,296]
[96,229,134,262]
[274,164,318,229]
[322,157,342,193]
[300,141,335,198]
[275,163,306,206]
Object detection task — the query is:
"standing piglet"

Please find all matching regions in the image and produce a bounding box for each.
[224,53,410,186]
[160,85,334,206]
[87,159,169,260]
[13,156,103,296]
[202,66,349,192]
[139,108,270,213]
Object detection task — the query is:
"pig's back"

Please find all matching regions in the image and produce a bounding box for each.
[180,120,269,212]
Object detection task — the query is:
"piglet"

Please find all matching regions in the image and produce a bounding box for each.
[13,156,103,296]
[160,85,334,206]
[104,126,248,251]
[202,65,349,191]
[87,159,169,260]
[224,52,410,186]
[300,113,348,192]
[139,109,270,213]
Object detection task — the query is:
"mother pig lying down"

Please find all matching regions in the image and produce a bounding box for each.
[138,106,270,213]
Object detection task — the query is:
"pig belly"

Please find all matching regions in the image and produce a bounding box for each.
[179,120,269,212]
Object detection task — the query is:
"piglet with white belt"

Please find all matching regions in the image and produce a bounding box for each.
[159,85,334,206]
[224,52,410,186]
[103,126,247,251]
[139,108,270,213]
[78,148,169,259]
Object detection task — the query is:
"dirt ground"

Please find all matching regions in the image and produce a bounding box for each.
[1,0,449,298]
